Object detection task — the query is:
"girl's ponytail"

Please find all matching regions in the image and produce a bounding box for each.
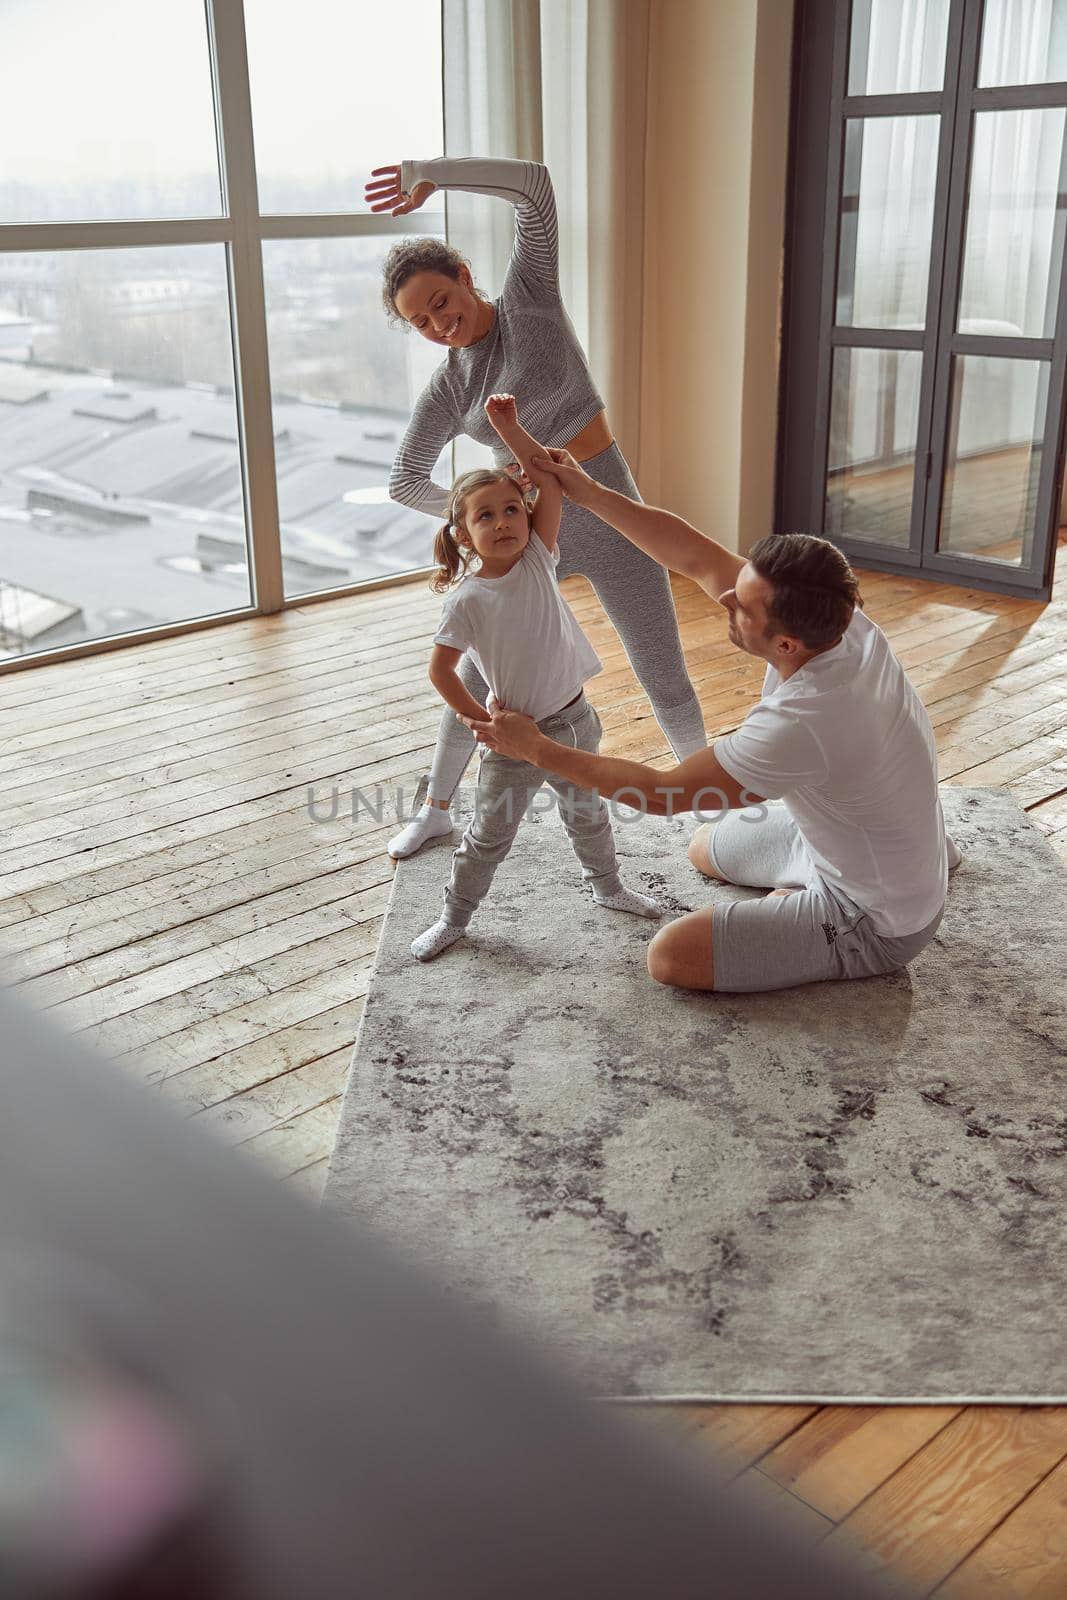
[430,521,467,594]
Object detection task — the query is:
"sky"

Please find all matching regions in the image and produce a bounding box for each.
[0,0,443,212]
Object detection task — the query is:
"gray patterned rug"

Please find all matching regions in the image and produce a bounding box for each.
[324,787,1067,1401]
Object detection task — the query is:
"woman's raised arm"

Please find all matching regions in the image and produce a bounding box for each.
[368,157,559,302]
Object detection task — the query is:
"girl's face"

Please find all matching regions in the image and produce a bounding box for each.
[457,481,531,565]
[394,267,483,348]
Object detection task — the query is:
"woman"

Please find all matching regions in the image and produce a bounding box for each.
[366,155,706,859]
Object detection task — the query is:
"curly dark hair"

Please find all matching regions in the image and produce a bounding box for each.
[747,533,864,650]
[381,237,480,326]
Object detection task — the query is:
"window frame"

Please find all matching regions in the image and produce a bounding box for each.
[0,0,441,675]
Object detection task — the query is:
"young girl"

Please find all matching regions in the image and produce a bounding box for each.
[410,394,662,962]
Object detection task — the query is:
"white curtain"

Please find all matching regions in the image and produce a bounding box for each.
[441,0,543,297]
[441,0,650,465]
[977,0,1067,87]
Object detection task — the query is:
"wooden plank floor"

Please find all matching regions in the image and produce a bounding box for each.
[2,548,1066,1596]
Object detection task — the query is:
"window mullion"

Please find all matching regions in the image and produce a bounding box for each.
[206,0,284,614]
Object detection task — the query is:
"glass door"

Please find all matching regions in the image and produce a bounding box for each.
[921,0,1067,590]
[811,0,960,567]
[786,0,1067,601]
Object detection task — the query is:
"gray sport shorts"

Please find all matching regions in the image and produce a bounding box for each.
[698,802,945,993]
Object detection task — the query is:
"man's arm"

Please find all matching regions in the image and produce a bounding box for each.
[465,709,763,814]
[532,449,746,603]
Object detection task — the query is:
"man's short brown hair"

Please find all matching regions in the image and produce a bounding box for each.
[747,533,864,650]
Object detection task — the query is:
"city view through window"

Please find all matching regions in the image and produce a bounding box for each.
[0,0,456,662]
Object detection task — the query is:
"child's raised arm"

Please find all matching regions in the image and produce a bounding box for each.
[484,394,562,554]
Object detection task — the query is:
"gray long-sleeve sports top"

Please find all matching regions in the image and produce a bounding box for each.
[388,157,606,521]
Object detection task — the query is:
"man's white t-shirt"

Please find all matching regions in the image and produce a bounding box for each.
[715,607,948,937]
[433,530,601,723]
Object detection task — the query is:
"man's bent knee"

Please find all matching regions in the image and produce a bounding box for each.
[646,931,675,986]
[646,911,715,991]
[687,821,722,879]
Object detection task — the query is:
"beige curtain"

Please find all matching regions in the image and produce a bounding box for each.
[442,0,650,467]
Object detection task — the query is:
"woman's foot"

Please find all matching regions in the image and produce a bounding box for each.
[389,803,453,861]
[946,835,963,873]
[592,885,663,919]
[411,919,466,962]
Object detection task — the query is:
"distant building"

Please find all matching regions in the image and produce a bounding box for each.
[0,354,453,659]
[0,309,32,352]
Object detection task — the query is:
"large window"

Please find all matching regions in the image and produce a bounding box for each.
[0,0,444,664]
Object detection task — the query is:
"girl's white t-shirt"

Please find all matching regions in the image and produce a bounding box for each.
[715,607,948,937]
[433,532,601,723]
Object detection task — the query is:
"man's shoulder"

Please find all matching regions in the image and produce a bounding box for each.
[849,605,882,644]
[787,609,891,702]
[849,607,905,685]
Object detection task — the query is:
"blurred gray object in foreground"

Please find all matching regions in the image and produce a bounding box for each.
[0,984,897,1599]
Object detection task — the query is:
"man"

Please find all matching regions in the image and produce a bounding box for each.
[465,448,959,995]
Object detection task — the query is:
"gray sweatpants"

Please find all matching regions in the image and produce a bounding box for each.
[428,442,706,802]
[441,692,622,929]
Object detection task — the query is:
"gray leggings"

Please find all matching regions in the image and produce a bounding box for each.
[428,443,706,802]
[442,693,621,928]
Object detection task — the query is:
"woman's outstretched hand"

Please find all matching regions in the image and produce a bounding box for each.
[530,448,598,508]
[365,165,436,216]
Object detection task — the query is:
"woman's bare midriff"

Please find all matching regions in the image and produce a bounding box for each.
[563,409,614,462]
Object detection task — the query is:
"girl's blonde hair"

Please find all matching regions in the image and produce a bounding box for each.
[430,468,536,594]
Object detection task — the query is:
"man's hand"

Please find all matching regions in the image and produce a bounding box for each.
[364,165,436,216]
[462,706,543,763]
[530,448,599,509]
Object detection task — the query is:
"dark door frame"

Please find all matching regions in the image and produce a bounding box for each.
[777,0,1065,603]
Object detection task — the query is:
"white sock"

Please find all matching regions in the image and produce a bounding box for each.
[389,803,453,861]
[592,884,663,919]
[410,919,467,962]
[946,834,963,873]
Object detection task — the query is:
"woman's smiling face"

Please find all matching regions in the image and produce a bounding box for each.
[394,268,484,348]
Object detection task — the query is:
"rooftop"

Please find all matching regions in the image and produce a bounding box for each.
[0,357,448,659]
